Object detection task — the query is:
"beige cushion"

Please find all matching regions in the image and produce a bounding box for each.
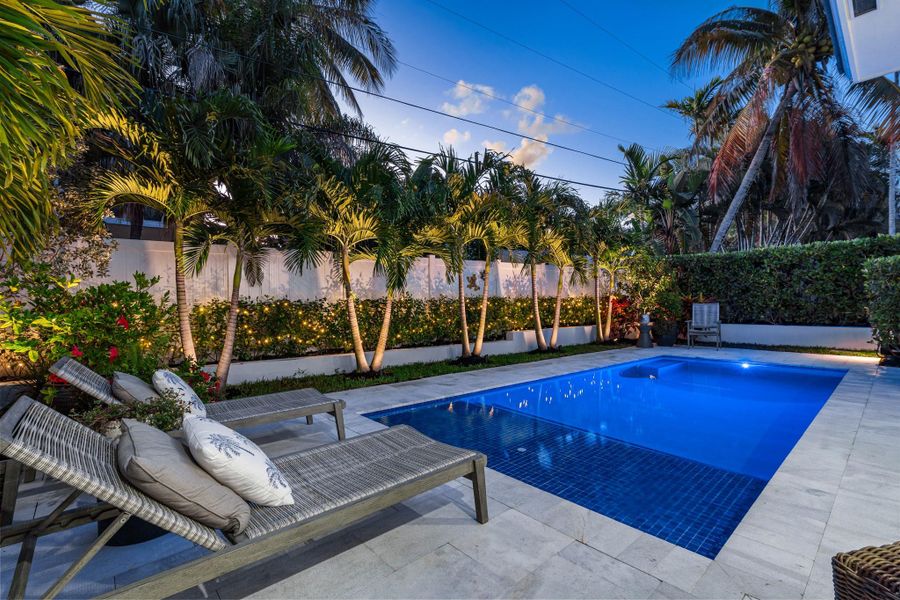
[112,372,160,404]
[117,419,250,533]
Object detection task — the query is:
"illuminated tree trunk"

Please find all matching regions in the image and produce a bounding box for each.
[216,248,242,387]
[458,272,471,357]
[594,269,603,343]
[370,290,393,372]
[343,248,370,372]
[173,222,197,362]
[604,275,615,341]
[549,266,564,348]
[530,258,548,350]
[473,259,492,356]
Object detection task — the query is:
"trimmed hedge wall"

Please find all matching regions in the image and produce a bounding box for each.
[671,236,900,326]
[190,295,637,362]
[864,255,900,357]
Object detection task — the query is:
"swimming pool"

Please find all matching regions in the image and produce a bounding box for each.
[367,355,846,558]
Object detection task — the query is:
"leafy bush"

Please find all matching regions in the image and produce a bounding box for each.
[671,236,900,325]
[190,295,636,362]
[864,255,900,359]
[0,267,176,395]
[72,389,186,434]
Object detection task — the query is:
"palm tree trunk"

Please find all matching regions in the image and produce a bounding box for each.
[473,259,492,356]
[549,266,564,348]
[173,222,197,362]
[709,82,796,252]
[530,259,548,351]
[594,270,603,343]
[215,248,242,388]
[458,272,471,357]
[604,279,615,341]
[342,248,370,373]
[370,290,393,372]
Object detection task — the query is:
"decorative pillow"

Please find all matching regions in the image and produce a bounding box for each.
[183,417,293,507]
[152,370,206,417]
[117,419,251,533]
[112,372,160,404]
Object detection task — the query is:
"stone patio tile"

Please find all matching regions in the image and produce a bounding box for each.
[360,544,515,599]
[714,533,814,591]
[504,555,622,599]
[650,581,697,599]
[447,509,572,581]
[559,541,661,597]
[615,534,680,573]
[580,514,644,557]
[650,546,712,592]
[690,560,804,600]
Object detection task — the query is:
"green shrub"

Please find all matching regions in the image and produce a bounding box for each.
[670,236,900,325]
[0,266,176,397]
[71,389,187,434]
[864,255,900,358]
[190,295,638,362]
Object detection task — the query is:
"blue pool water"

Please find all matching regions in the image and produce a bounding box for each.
[367,356,845,557]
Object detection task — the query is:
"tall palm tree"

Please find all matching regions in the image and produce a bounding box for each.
[664,77,726,145]
[1,0,134,262]
[672,1,884,252]
[294,141,408,373]
[418,149,499,359]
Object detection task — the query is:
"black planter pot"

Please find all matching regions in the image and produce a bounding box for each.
[652,320,679,347]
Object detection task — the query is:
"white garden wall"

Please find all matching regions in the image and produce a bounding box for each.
[720,324,874,351]
[88,239,593,305]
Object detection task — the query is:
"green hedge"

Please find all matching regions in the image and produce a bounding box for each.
[864,255,900,357]
[190,295,637,362]
[670,236,900,325]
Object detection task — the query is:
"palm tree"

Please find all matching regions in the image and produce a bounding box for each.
[295,141,408,373]
[91,111,211,362]
[1,0,134,262]
[664,77,726,145]
[672,1,884,252]
[418,149,499,359]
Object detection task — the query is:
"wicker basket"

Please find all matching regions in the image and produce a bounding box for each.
[833,542,900,600]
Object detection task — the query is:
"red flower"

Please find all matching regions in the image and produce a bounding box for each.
[48,373,67,384]
[108,346,119,362]
[71,345,83,358]
[116,314,130,329]
[200,371,211,382]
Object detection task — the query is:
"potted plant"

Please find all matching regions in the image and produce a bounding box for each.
[651,283,683,347]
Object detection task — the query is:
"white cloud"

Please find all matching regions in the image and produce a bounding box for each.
[483,136,552,168]
[442,128,471,145]
[513,84,577,138]
[441,80,497,117]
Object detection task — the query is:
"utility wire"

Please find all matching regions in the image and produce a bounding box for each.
[422,0,678,119]
[556,0,692,91]
[147,26,626,166]
[397,58,663,151]
[299,124,626,192]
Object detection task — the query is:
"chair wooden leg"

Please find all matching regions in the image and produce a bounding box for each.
[332,406,346,441]
[1,459,22,527]
[467,459,489,524]
[305,415,314,425]
[43,512,131,600]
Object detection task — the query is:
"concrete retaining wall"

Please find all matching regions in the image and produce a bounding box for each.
[720,324,874,351]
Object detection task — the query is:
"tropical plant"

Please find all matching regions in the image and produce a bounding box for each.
[417,149,500,359]
[664,77,728,146]
[672,0,893,252]
[0,0,134,262]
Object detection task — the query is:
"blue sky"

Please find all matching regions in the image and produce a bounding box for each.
[345,0,765,204]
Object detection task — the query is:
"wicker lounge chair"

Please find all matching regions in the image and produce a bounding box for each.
[50,356,346,440]
[686,302,722,349]
[0,396,488,599]
[832,541,900,600]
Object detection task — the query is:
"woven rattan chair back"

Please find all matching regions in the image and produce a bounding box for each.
[49,357,119,405]
[0,396,225,550]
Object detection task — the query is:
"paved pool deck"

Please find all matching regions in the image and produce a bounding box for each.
[2,346,898,599]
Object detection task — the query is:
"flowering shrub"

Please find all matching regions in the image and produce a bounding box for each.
[72,389,186,433]
[0,266,176,398]
[190,295,635,362]
[167,361,220,404]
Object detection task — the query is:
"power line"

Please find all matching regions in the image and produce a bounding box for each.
[397,59,663,151]
[299,124,626,192]
[556,0,692,91]
[422,0,678,120]
[146,27,626,166]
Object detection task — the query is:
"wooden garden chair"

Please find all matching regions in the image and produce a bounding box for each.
[686,302,722,349]
[0,396,488,599]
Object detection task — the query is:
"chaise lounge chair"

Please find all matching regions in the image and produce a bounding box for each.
[50,356,347,440]
[0,396,488,599]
